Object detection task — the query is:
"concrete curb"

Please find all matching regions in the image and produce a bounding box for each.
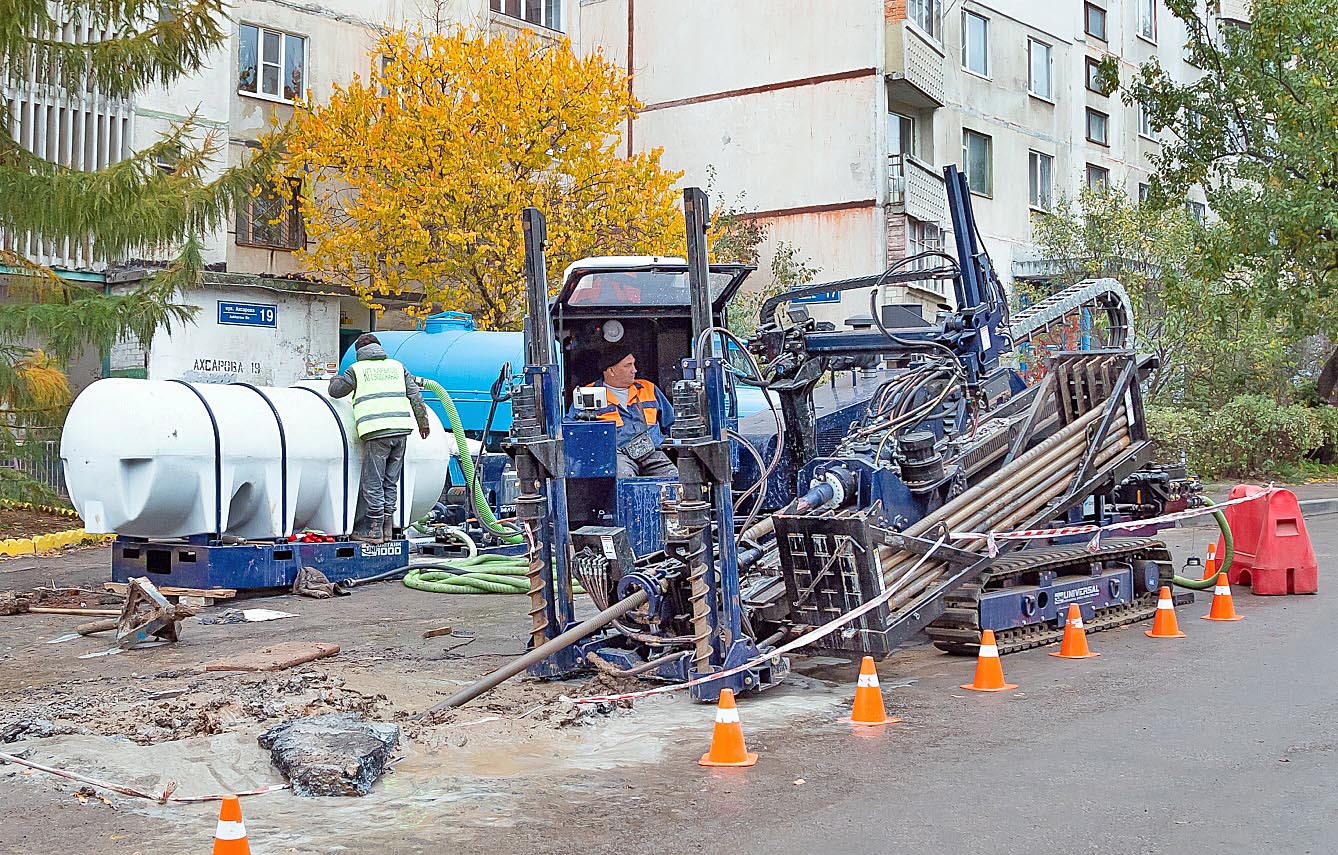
[0,528,112,557]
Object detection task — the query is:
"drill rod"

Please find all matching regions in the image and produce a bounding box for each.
[423,589,650,713]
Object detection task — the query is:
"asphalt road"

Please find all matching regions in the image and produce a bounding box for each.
[513,521,1335,855]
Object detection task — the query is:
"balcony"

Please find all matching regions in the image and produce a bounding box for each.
[886,19,945,109]
[888,153,946,224]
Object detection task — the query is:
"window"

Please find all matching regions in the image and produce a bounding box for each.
[962,11,990,77]
[1085,3,1107,41]
[1138,182,1151,204]
[906,219,947,294]
[1187,201,1207,224]
[1086,164,1109,189]
[237,180,304,250]
[962,129,993,196]
[239,24,305,100]
[1028,151,1053,211]
[1028,39,1053,100]
[1085,56,1110,95]
[1137,0,1157,41]
[1086,108,1109,145]
[908,0,943,42]
[888,112,916,157]
[1138,104,1155,138]
[490,0,562,32]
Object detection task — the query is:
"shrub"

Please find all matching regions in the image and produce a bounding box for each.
[1145,396,1323,478]
[1309,405,1338,463]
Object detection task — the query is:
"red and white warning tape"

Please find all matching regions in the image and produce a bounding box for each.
[565,486,1274,706]
[956,486,1274,556]
[563,534,950,705]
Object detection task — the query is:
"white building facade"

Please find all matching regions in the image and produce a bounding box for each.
[579,0,1221,325]
[6,0,579,387]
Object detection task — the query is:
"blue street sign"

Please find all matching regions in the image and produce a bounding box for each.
[792,291,840,304]
[217,301,277,328]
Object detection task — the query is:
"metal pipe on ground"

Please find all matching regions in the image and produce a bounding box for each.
[421,589,650,714]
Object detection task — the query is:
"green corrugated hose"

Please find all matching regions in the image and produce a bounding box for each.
[1171,497,1234,590]
[403,557,585,595]
[418,377,522,544]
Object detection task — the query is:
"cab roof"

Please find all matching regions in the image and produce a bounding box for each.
[553,257,755,316]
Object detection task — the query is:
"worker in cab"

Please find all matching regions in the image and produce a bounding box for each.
[330,333,430,543]
[575,344,677,478]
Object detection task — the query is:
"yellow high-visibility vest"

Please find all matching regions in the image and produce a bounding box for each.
[350,359,416,438]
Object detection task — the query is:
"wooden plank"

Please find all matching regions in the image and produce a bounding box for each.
[205,642,341,673]
[104,582,235,599]
[28,607,121,616]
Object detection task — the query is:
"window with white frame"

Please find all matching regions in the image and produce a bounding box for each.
[1138,104,1155,138]
[1187,201,1207,224]
[962,129,993,196]
[962,10,990,77]
[908,0,944,43]
[1086,108,1110,145]
[239,24,305,100]
[888,112,916,157]
[907,218,946,294]
[1028,38,1053,100]
[1137,0,1157,41]
[1138,182,1151,204]
[490,0,563,32]
[1086,163,1109,189]
[1028,151,1053,211]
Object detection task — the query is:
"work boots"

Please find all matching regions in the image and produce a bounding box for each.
[351,514,384,545]
[381,511,396,543]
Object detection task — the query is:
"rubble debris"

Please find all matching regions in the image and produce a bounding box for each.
[1,585,122,616]
[292,566,348,599]
[1,719,88,743]
[206,641,341,672]
[422,624,454,639]
[257,713,400,797]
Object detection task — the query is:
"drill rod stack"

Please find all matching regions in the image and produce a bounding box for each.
[875,399,1134,612]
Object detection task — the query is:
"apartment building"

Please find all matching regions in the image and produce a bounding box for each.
[580,0,1220,325]
[5,0,576,387]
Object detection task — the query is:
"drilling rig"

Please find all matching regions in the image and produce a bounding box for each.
[439,164,1196,708]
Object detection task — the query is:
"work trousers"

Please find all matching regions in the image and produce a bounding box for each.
[360,433,407,519]
[616,449,678,479]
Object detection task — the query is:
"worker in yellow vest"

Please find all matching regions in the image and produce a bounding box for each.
[330,334,430,543]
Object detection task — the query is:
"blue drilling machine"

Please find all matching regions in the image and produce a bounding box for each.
[437,165,1197,709]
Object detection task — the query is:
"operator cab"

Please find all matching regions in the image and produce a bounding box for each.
[551,256,754,555]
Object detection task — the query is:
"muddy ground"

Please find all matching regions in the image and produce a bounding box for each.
[0,490,1330,854]
[0,505,81,539]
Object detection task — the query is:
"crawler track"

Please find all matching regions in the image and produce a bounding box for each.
[924,538,1181,655]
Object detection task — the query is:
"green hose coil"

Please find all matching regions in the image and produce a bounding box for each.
[403,558,585,595]
[418,377,521,544]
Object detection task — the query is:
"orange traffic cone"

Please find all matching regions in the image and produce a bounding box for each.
[212,795,251,855]
[1145,586,1187,638]
[698,688,758,767]
[844,655,901,725]
[1201,542,1218,581]
[960,629,1017,692]
[1048,603,1100,659]
[1202,573,1244,622]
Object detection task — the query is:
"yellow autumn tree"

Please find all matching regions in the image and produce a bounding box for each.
[282,27,685,329]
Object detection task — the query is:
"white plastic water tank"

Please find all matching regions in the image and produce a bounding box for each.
[61,379,453,538]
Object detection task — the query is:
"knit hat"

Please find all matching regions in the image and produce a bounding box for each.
[599,343,635,373]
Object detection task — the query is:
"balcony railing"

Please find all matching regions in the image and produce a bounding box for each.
[888,153,946,224]
[886,19,945,109]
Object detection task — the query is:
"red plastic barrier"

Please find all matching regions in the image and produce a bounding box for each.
[1216,485,1318,595]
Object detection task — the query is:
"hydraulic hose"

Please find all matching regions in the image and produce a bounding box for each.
[418,377,521,544]
[1172,497,1234,590]
[403,556,586,595]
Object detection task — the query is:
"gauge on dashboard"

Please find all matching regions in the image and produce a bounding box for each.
[602,319,625,343]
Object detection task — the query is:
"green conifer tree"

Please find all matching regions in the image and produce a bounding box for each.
[0,1,281,500]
